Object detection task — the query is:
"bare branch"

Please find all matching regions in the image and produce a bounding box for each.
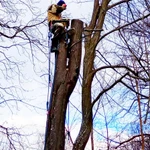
[92,72,129,107]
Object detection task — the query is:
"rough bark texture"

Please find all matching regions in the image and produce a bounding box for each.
[73,0,110,149]
[44,19,83,150]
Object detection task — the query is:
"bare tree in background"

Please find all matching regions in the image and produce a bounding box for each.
[0,0,47,149]
[44,0,150,150]
[72,0,149,149]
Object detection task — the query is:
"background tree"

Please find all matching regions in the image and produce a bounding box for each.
[44,0,150,150]
[0,0,47,149]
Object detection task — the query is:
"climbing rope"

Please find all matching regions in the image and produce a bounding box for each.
[46,31,53,112]
[44,29,59,150]
[44,31,53,150]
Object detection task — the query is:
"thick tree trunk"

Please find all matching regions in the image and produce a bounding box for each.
[44,19,83,150]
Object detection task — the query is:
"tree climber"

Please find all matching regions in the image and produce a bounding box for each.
[47,0,68,52]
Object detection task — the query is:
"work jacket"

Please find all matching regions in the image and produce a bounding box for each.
[47,4,64,22]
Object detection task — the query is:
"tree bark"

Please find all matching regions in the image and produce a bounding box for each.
[44,19,83,150]
[73,0,110,149]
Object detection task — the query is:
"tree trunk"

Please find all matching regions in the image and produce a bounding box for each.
[44,19,83,150]
[73,0,110,149]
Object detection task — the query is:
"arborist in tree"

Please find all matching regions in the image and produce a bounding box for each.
[47,0,69,52]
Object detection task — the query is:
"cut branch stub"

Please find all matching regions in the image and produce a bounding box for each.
[44,19,83,150]
[67,19,83,98]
